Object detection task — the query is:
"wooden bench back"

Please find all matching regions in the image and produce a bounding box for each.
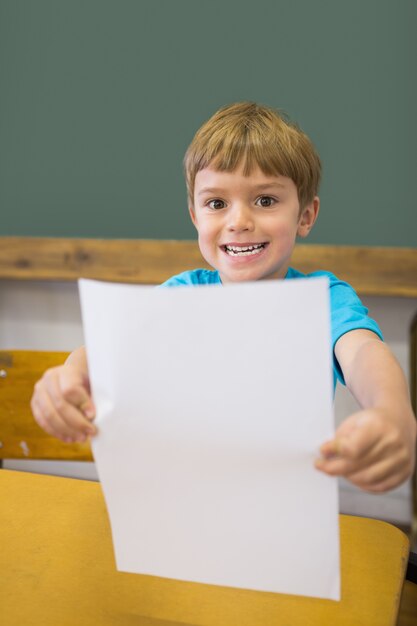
[0,350,93,461]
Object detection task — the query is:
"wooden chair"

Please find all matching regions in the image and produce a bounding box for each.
[0,348,415,625]
[0,349,91,463]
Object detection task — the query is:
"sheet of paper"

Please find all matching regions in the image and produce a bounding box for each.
[79,277,340,600]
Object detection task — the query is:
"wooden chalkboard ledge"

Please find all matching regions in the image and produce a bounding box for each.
[0,237,416,298]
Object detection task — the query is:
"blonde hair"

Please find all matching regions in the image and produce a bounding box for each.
[184,102,321,209]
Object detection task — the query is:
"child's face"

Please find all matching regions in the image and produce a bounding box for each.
[190,162,319,283]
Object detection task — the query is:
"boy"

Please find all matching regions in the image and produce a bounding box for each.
[31,102,416,493]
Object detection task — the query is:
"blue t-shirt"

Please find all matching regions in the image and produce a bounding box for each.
[160,267,383,389]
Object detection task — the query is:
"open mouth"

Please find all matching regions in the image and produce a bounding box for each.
[222,243,268,257]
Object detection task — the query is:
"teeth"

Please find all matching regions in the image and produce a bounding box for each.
[225,244,265,256]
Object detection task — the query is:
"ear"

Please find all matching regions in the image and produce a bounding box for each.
[188,205,198,229]
[297,196,320,238]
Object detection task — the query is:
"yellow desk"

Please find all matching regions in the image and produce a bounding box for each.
[0,469,409,626]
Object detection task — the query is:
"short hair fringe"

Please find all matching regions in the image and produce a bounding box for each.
[184,102,321,209]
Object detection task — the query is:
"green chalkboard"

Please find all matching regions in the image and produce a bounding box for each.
[0,0,416,246]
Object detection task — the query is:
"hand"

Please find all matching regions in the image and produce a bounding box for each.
[315,408,416,493]
[31,364,97,443]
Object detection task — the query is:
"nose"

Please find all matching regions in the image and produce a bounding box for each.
[227,203,255,232]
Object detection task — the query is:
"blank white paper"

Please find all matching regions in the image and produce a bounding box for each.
[79,277,340,600]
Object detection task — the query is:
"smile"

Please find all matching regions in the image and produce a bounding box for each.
[222,243,267,257]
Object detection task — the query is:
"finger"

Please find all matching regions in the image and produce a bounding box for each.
[320,414,370,459]
[349,472,407,493]
[363,475,408,494]
[315,456,351,476]
[320,415,361,456]
[322,422,380,464]
[315,448,378,477]
[67,390,96,420]
[316,441,411,483]
[340,427,379,460]
[347,451,410,489]
[46,371,96,433]
[43,366,95,420]
[35,374,96,440]
[56,369,96,420]
[320,438,343,459]
[31,391,86,442]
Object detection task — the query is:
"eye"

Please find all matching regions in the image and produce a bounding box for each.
[256,196,276,208]
[207,199,226,210]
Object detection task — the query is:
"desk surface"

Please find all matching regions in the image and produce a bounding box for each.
[0,469,410,626]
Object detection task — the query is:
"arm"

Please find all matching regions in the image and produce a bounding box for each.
[316,329,417,492]
[31,346,97,443]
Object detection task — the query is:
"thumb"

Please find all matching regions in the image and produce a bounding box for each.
[335,413,378,461]
[59,366,95,419]
[320,413,369,458]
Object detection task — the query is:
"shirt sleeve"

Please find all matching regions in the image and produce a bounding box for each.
[327,273,383,385]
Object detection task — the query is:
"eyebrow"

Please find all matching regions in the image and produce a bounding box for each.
[197,183,287,196]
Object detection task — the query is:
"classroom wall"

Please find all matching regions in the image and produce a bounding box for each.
[1,280,415,525]
[1,0,416,246]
